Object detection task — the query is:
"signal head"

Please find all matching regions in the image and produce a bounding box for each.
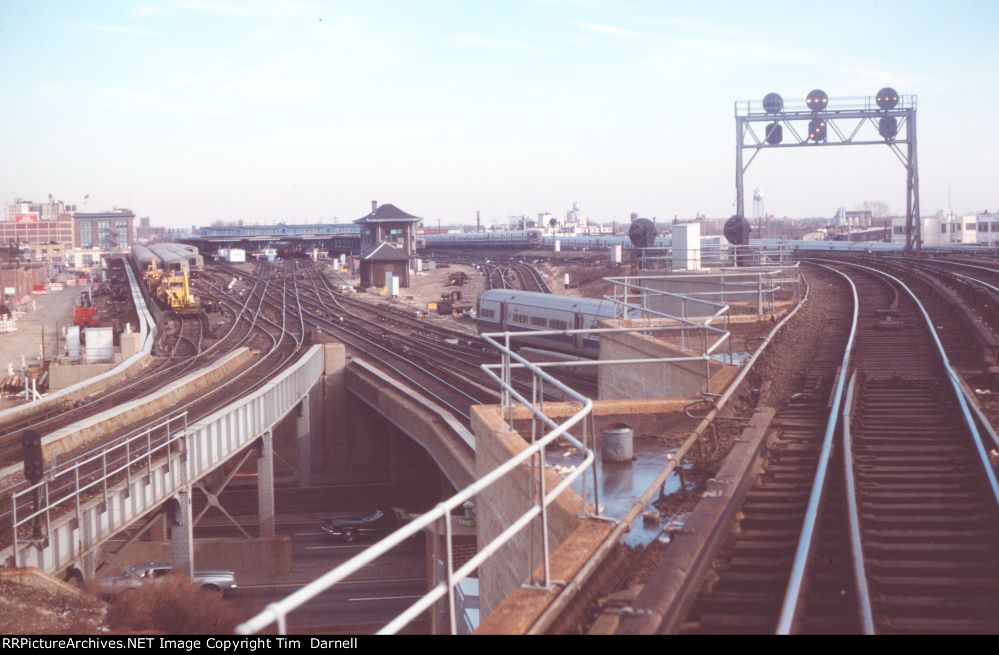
[875,87,899,110]
[628,218,658,248]
[805,89,828,112]
[762,92,784,114]
[765,121,783,145]
[878,115,898,140]
[723,215,752,246]
[808,118,827,142]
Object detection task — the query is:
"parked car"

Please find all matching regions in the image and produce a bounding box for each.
[98,561,237,596]
[320,507,409,542]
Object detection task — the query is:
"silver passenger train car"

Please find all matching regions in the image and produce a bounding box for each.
[475,289,631,357]
[422,229,544,249]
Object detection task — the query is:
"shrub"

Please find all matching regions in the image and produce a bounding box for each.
[108,575,241,634]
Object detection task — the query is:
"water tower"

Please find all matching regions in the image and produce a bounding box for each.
[752,188,766,238]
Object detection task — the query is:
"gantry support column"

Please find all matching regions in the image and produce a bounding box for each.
[296,394,312,488]
[171,488,194,578]
[258,430,276,539]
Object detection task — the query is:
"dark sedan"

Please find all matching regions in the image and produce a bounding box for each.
[320,508,409,542]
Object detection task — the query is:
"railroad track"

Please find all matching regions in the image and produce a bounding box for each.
[0,270,272,463]
[217,261,496,423]
[509,261,552,293]
[879,255,999,337]
[674,261,999,635]
[0,261,310,547]
[832,254,999,436]
[429,253,551,294]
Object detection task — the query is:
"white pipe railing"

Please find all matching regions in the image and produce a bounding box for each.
[237,264,811,635]
[237,333,598,636]
[2,345,324,574]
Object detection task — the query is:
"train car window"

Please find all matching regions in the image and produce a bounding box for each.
[550,319,568,330]
[479,308,495,319]
[530,316,547,327]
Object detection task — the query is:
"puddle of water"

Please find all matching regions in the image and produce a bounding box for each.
[561,438,695,548]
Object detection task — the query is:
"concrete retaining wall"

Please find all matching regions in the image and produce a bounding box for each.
[597,323,732,400]
[49,359,121,390]
[42,347,253,464]
[474,398,704,633]
[345,359,475,488]
[508,398,698,445]
[471,404,587,620]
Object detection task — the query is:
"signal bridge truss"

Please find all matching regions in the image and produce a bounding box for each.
[735,92,920,252]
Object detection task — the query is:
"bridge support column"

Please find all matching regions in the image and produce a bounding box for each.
[171,488,194,578]
[389,432,404,484]
[258,430,276,539]
[296,394,312,488]
[321,342,347,480]
[79,515,98,580]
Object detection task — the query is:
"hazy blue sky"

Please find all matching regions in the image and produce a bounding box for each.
[1,0,997,227]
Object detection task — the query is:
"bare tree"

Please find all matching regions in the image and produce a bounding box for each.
[860,200,891,217]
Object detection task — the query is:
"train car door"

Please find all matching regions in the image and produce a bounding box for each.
[573,312,584,350]
[499,301,507,330]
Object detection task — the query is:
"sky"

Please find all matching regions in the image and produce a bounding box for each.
[1,0,998,228]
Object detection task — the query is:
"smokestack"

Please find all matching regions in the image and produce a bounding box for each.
[476,210,481,232]
[371,200,377,213]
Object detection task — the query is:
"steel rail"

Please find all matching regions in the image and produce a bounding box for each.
[826,259,999,506]
[841,371,876,635]
[306,268,494,366]
[303,268,585,403]
[883,255,999,294]
[950,270,999,294]
[298,272,487,408]
[247,267,480,421]
[0,272,269,456]
[775,263,859,634]
[0,273,295,518]
[531,269,813,634]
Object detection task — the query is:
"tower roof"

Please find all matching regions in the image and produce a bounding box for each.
[362,240,411,261]
[354,203,422,224]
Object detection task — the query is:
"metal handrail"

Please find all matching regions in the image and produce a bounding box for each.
[606,266,800,317]
[535,269,814,634]
[10,413,189,564]
[841,372,876,634]
[237,332,597,636]
[3,345,324,574]
[236,262,808,636]
[776,263,859,634]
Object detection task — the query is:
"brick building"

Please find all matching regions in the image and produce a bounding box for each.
[70,210,135,268]
[0,214,74,250]
[354,201,421,288]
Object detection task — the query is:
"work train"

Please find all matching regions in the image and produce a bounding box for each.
[475,289,635,357]
[132,243,200,315]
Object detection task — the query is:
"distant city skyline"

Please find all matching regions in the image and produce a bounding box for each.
[2,0,998,227]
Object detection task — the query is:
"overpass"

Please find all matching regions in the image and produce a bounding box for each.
[2,248,839,634]
[188,223,361,255]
